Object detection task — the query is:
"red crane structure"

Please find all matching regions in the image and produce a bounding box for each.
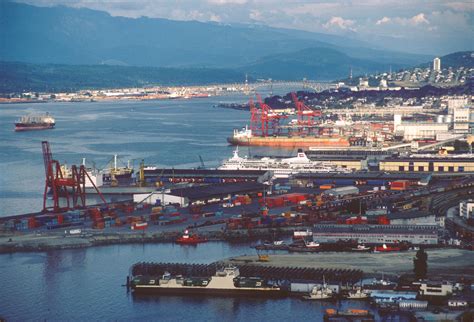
[252,93,287,137]
[42,141,106,213]
[291,92,321,127]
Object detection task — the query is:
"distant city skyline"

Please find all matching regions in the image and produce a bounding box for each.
[12,0,474,55]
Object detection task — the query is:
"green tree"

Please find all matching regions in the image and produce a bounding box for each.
[413,248,428,279]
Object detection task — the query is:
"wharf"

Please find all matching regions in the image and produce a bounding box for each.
[224,250,474,279]
[130,262,362,284]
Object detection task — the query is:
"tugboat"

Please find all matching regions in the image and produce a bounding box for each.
[303,277,334,300]
[345,287,371,300]
[175,230,208,245]
[374,244,401,252]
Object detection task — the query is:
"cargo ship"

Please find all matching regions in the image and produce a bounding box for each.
[227,126,350,148]
[14,113,55,131]
[131,266,286,296]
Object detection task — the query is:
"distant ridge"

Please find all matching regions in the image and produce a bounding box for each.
[1,1,430,70]
[0,61,246,93]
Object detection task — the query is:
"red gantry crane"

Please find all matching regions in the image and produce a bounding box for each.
[255,93,287,137]
[291,92,321,127]
[42,141,106,213]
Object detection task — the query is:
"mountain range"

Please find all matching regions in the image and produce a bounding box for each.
[1,1,469,92]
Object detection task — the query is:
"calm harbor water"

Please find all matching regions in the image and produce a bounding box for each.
[0,88,405,321]
[0,242,394,321]
[0,87,299,217]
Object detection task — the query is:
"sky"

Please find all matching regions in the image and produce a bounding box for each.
[14,0,474,54]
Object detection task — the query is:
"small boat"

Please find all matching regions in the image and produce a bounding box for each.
[346,287,371,300]
[303,285,334,300]
[351,244,371,252]
[293,229,313,240]
[365,275,396,290]
[303,277,334,300]
[175,230,207,245]
[324,308,375,322]
[288,239,321,252]
[255,240,288,250]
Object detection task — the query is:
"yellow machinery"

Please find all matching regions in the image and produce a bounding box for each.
[256,249,270,262]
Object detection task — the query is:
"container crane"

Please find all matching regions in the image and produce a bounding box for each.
[42,141,106,213]
[291,92,321,126]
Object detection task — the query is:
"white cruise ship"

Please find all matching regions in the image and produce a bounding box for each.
[218,148,351,178]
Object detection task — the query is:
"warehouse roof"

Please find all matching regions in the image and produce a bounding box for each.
[313,224,438,235]
[383,157,474,162]
[294,172,430,181]
[388,211,433,220]
[169,182,266,200]
[144,168,270,177]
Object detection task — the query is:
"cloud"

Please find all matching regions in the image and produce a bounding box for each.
[376,16,391,25]
[323,16,356,31]
[375,13,429,26]
[207,0,247,5]
[410,13,429,25]
[249,9,262,21]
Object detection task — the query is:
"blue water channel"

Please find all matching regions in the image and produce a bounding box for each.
[0,242,400,321]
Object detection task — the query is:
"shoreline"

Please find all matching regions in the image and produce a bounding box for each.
[0,227,296,254]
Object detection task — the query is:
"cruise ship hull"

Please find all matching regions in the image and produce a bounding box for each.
[227,136,351,148]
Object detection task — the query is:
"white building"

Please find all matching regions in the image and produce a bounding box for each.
[433,57,441,71]
[419,281,453,297]
[359,78,369,87]
[459,200,474,219]
[394,118,449,141]
[448,97,468,114]
[453,107,471,134]
[133,191,188,207]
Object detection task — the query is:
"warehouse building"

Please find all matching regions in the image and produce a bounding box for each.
[308,155,367,171]
[143,168,272,184]
[380,157,474,173]
[313,224,439,245]
[291,172,431,187]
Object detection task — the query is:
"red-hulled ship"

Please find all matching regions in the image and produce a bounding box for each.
[15,113,55,131]
[176,230,208,245]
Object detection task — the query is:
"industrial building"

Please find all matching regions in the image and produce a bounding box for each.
[459,200,474,219]
[453,107,471,134]
[313,224,439,245]
[379,156,474,173]
[308,155,368,171]
[394,114,449,141]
